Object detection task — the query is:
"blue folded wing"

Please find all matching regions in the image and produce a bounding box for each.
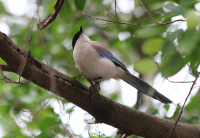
[95,49,128,71]
[95,49,172,104]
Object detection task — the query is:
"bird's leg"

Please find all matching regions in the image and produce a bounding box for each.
[87,77,102,91]
[82,73,107,111]
[93,77,102,90]
[95,82,100,91]
[82,73,87,81]
[81,73,96,98]
[87,77,100,98]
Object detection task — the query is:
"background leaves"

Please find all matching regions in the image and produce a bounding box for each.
[74,0,86,11]
[0,0,200,137]
[59,0,72,23]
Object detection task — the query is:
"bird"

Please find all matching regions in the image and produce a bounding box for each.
[72,25,173,104]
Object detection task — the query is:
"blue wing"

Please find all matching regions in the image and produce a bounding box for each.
[95,49,128,71]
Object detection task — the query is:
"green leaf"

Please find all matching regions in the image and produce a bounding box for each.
[47,2,55,12]
[167,29,183,41]
[164,104,170,111]
[151,2,165,11]
[109,93,118,100]
[164,4,185,16]
[136,27,160,38]
[134,58,157,74]
[180,0,198,9]
[161,51,186,77]
[186,11,200,29]
[59,0,72,23]
[161,41,174,57]
[189,57,200,77]
[180,29,198,56]
[142,38,164,55]
[185,96,199,112]
[0,1,6,13]
[66,106,75,114]
[0,57,6,64]
[39,117,58,132]
[74,0,86,11]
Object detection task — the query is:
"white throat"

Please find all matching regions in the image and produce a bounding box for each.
[75,34,91,49]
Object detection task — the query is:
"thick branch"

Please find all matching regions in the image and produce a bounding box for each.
[0,31,199,138]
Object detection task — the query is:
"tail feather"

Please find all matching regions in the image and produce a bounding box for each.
[123,72,172,104]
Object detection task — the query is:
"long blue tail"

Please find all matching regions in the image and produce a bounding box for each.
[123,72,172,104]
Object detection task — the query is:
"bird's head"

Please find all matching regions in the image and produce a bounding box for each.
[72,25,83,49]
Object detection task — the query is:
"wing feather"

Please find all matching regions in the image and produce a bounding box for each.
[91,41,128,71]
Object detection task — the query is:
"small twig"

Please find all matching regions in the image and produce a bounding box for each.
[81,0,185,27]
[175,129,181,138]
[102,22,114,26]
[88,125,92,138]
[104,10,117,20]
[159,19,186,26]
[29,95,53,122]
[87,125,102,138]
[94,128,101,138]
[135,20,141,25]
[23,1,43,50]
[61,124,72,138]
[138,0,159,24]
[61,115,72,138]
[51,129,60,138]
[57,98,62,115]
[129,0,142,26]
[165,77,198,138]
[81,12,144,27]
[0,51,31,84]
[115,0,119,21]
[81,12,186,28]
[186,63,191,68]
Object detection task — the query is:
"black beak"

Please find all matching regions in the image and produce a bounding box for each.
[79,25,83,33]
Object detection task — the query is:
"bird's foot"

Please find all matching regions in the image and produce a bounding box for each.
[88,82,100,101]
[81,73,103,106]
[94,82,100,91]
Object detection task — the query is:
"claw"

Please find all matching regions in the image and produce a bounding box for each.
[94,82,100,90]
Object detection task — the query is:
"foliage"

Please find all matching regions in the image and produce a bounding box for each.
[0,0,200,137]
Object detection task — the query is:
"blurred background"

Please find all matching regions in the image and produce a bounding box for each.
[0,0,200,137]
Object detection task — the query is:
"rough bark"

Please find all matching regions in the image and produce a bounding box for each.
[0,31,200,138]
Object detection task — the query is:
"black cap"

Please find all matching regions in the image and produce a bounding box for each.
[79,25,83,33]
[72,25,83,49]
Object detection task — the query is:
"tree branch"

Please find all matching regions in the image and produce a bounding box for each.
[0,31,199,138]
[81,11,185,28]
[37,0,65,31]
